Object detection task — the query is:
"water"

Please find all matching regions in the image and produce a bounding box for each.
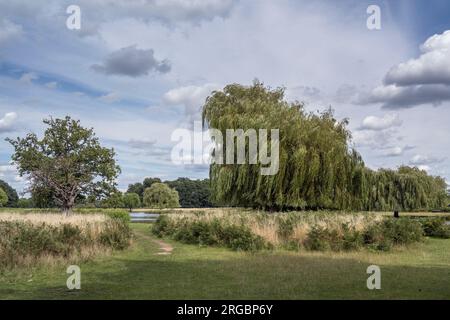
[130,212,159,223]
[445,221,450,226]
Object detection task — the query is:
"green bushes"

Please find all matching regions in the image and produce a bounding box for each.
[152,212,447,252]
[0,216,131,269]
[363,218,423,251]
[418,217,450,239]
[152,215,267,251]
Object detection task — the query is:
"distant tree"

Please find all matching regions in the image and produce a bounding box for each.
[165,178,212,208]
[0,179,18,207]
[7,116,120,214]
[0,188,8,207]
[17,198,34,208]
[123,192,141,211]
[143,183,180,209]
[103,192,124,208]
[31,185,57,208]
[143,177,161,189]
[127,182,144,199]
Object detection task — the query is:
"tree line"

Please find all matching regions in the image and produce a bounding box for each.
[202,81,449,211]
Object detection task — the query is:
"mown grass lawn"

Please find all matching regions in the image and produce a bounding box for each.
[1,223,449,299]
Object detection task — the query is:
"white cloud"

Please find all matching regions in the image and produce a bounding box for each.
[359,113,402,131]
[363,30,450,109]
[163,83,221,119]
[409,154,445,165]
[385,30,450,86]
[0,112,18,133]
[382,146,404,157]
[0,19,22,44]
[19,72,38,84]
[417,165,430,172]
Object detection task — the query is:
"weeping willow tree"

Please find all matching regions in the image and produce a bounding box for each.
[202,81,447,211]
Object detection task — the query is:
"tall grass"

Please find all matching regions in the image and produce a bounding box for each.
[153,210,429,252]
[0,211,131,270]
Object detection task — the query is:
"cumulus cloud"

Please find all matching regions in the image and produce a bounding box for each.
[359,113,402,131]
[92,45,171,77]
[384,30,450,86]
[409,154,445,165]
[362,30,450,109]
[353,113,413,157]
[0,112,18,133]
[0,19,22,44]
[163,83,220,119]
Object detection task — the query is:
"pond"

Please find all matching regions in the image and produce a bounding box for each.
[129,212,159,223]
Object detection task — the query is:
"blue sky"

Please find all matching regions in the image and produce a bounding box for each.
[0,0,449,194]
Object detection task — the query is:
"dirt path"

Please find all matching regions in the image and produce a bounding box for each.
[153,239,173,255]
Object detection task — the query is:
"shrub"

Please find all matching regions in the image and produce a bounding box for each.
[0,215,131,270]
[363,218,423,251]
[152,215,266,251]
[418,217,450,239]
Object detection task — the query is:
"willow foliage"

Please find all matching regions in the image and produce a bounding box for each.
[202,82,447,211]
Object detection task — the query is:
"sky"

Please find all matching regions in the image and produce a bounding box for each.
[0,0,449,195]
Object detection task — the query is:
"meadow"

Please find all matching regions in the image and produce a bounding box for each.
[0,208,449,299]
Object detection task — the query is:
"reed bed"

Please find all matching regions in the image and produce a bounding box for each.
[0,212,131,270]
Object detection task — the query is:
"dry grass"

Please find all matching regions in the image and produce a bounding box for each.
[0,212,131,270]
[0,212,108,225]
[161,209,385,248]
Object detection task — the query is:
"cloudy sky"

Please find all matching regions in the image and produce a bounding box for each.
[0,0,449,194]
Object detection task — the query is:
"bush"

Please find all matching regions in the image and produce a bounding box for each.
[418,217,450,239]
[363,218,423,251]
[152,216,266,251]
[0,217,131,269]
[303,224,363,251]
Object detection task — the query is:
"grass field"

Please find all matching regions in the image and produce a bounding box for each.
[1,223,449,299]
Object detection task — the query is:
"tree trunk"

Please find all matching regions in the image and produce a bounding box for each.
[62,195,76,216]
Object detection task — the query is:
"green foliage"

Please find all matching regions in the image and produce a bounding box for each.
[143,183,180,209]
[17,198,34,208]
[0,218,131,269]
[418,217,450,239]
[7,116,121,212]
[127,182,144,201]
[363,218,424,251]
[102,192,124,208]
[152,215,267,251]
[0,188,8,207]
[99,220,132,250]
[31,185,57,208]
[202,82,447,211]
[143,177,161,189]
[128,177,213,208]
[166,178,212,208]
[122,192,141,211]
[0,180,18,207]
